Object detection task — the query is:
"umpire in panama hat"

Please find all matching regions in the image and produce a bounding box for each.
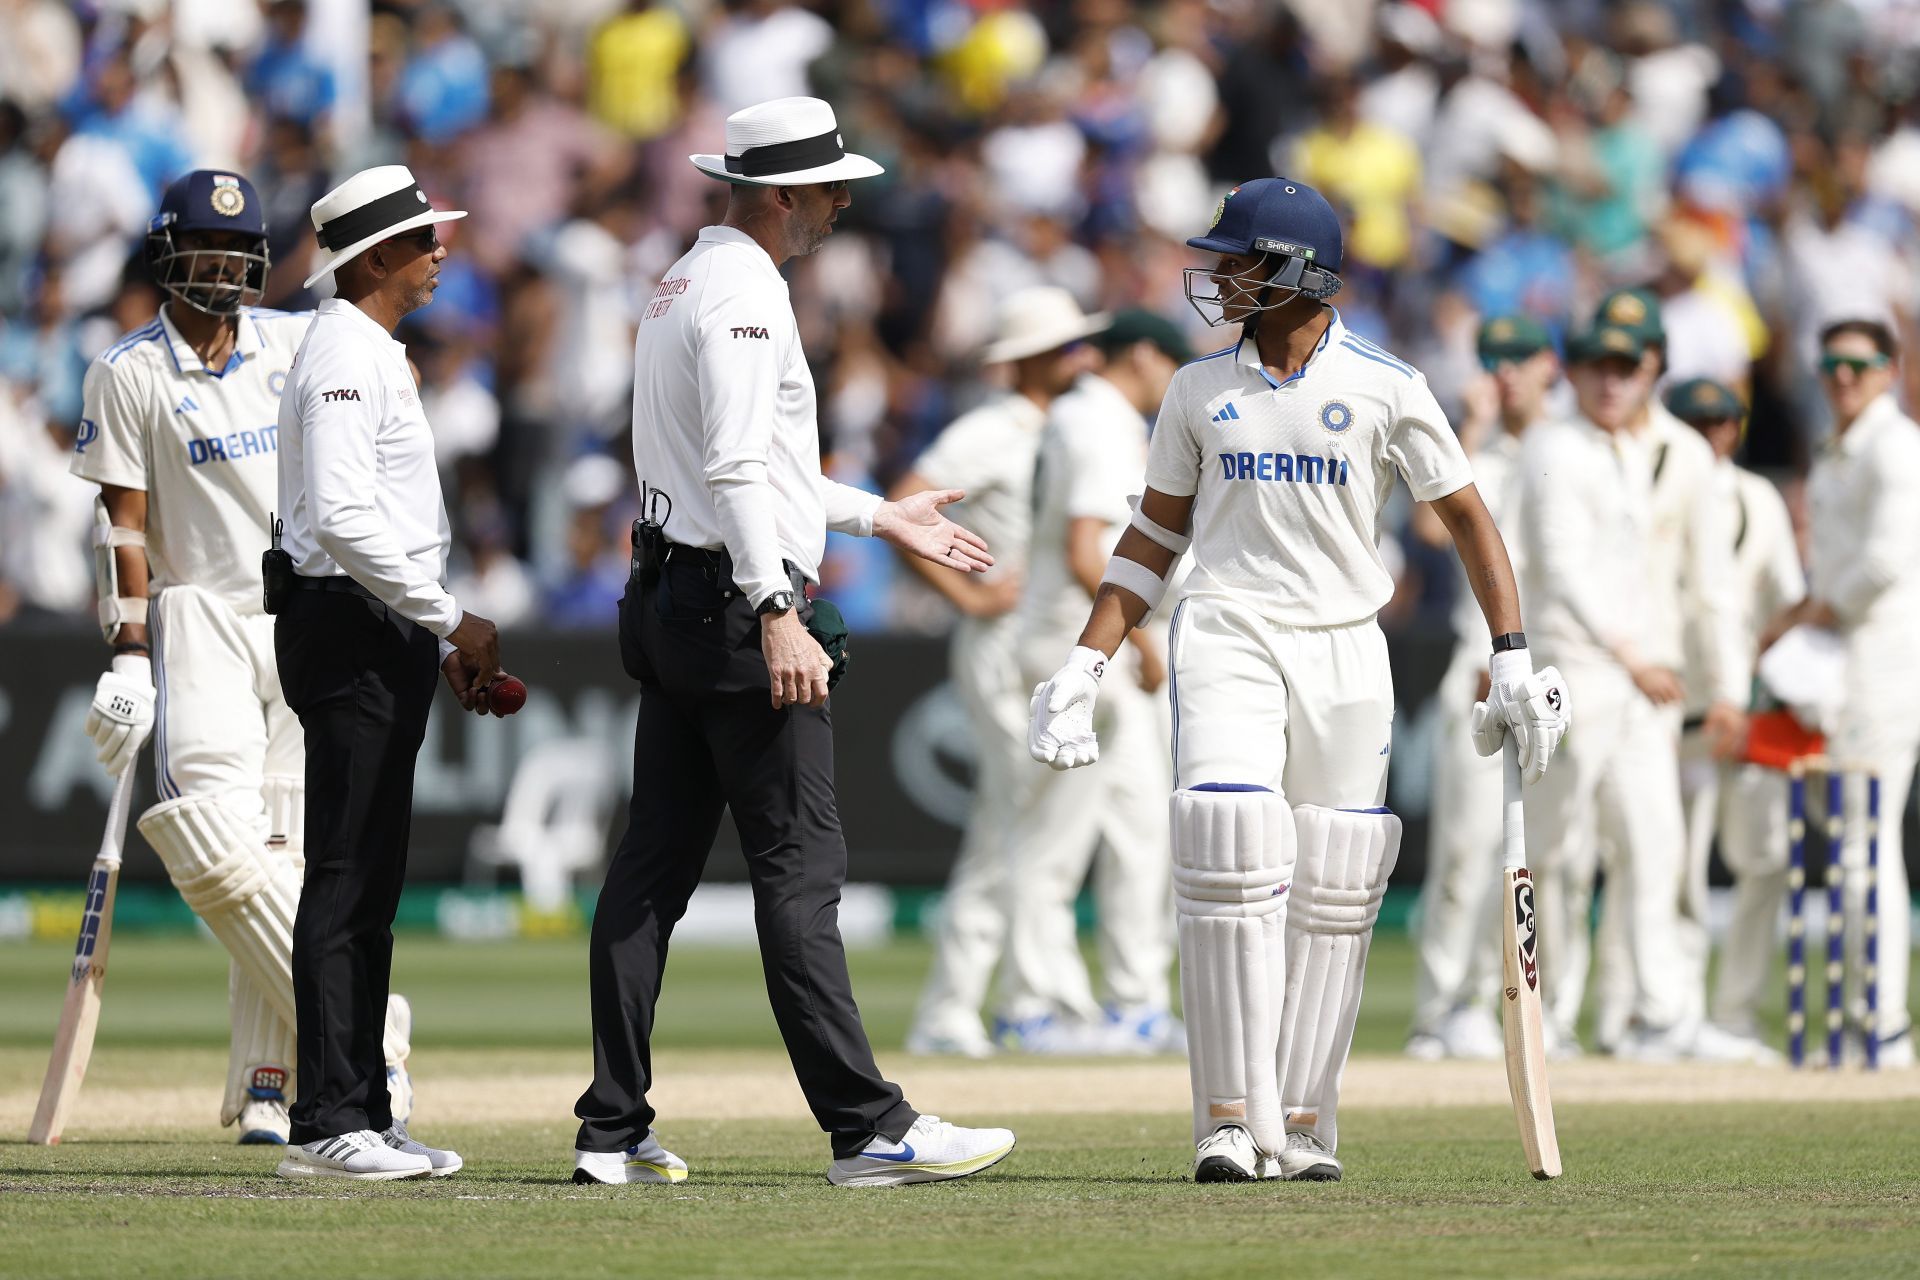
[571,96,1017,1188]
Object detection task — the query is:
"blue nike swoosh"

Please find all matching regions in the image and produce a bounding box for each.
[865,1142,917,1163]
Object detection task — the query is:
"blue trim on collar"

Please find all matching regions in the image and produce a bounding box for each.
[1191,782,1274,792]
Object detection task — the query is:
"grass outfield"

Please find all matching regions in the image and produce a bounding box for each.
[3,935,1918,1278]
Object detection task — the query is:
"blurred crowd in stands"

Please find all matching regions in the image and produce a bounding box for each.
[4,0,1920,633]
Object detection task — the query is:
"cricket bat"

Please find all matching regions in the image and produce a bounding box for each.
[28,766,137,1145]
[1500,740,1561,1179]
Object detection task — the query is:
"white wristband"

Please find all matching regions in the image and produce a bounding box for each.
[1127,496,1191,554]
[1101,554,1169,614]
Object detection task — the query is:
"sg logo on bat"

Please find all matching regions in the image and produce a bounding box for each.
[1508,868,1540,994]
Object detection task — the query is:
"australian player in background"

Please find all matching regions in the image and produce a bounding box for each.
[1027,178,1570,1182]
[68,171,415,1146]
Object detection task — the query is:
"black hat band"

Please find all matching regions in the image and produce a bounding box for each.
[725,128,843,179]
[317,183,432,251]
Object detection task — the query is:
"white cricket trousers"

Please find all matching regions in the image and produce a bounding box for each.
[998,643,1174,1023]
[909,617,1030,1042]
[151,585,304,1084]
[1523,660,1690,1041]
[1166,595,1393,803]
[1678,738,1790,1035]
[1411,643,1503,1037]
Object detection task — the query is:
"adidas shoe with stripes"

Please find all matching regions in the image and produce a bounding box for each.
[276,1129,432,1180]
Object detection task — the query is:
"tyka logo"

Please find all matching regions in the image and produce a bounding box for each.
[321,388,362,403]
[730,326,770,340]
[1511,871,1539,992]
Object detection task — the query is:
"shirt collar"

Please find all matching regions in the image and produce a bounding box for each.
[696,225,786,285]
[318,296,406,353]
[1235,307,1341,390]
[156,304,263,377]
[1833,392,1901,456]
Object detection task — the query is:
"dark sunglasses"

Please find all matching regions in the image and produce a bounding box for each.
[386,227,441,253]
[1819,352,1889,377]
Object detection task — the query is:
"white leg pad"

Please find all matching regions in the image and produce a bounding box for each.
[1172,785,1296,1155]
[221,965,296,1126]
[139,794,299,1027]
[263,774,306,875]
[1277,805,1401,1153]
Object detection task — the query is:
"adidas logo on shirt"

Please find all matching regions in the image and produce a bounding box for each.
[1210,403,1241,424]
[175,395,200,415]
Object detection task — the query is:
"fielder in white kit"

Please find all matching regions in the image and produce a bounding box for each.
[1407,314,1557,1062]
[894,286,1104,1058]
[996,309,1191,1053]
[1027,179,1569,1181]
[69,170,413,1145]
[1762,318,1919,1067]
[1667,377,1801,1059]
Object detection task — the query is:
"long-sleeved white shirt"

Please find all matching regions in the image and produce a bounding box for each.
[1807,392,1920,629]
[630,225,880,607]
[1633,403,1747,706]
[1684,461,1804,702]
[1517,413,1649,673]
[277,298,461,637]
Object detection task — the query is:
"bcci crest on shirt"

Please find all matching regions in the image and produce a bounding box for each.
[1320,400,1353,433]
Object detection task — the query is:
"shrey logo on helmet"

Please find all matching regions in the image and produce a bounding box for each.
[1182,177,1345,329]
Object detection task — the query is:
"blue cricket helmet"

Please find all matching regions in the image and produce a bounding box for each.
[1184,177,1344,327]
[146,169,271,315]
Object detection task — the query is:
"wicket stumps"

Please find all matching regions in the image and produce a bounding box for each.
[1786,759,1880,1069]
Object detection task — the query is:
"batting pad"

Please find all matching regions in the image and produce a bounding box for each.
[1172,785,1296,1154]
[263,774,306,873]
[139,794,298,1026]
[222,966,295,1126]
[1277,805,1401,1153]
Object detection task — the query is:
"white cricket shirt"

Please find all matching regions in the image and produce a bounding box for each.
[1630,403,1745,705]
[630,225,881,606]
[71,305,312,614]
[1020,372,1150,650]
[1144,313,1472,626]
[1684,461,1803,701]
[912,392,1046,580]
[1806,392,1920,629]
[276,298,461,637]
[1516,414,1649,672]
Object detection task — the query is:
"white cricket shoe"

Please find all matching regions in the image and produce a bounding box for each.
[1616,1020,1693,1064]
[1688,1022,1783,1066]
[993,1012,1109,1055]
[1404,1031,1446,1062]
[1439,1004,1506,1061]
[572,1130,690,1185]
[237,1098,290,1146]
[1192,1123,1259,1183]
[904,1024,996,1059]
[1103,1004,1187,1055]
[275,1130,431,1181]
[382,1124,462,1177]
[827,1114,1015,1187]
[1276,1130,1342,1182]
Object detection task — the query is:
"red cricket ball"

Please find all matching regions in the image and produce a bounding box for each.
[489,675,527,717]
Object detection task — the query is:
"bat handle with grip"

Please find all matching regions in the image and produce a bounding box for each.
[1501,737,1526,871]
[99,765,136,867]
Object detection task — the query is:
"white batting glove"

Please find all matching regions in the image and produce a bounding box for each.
[85,653,154,779]
[1029,645,1106,770]
[1471,648,1570,784]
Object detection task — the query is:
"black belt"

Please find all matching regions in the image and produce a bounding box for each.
[290,574,379,602]
[660,542,806,594]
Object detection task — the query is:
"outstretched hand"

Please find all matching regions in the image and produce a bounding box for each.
[874,489,994,574]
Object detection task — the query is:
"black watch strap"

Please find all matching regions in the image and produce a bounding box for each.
[756,589,796,615]
[1491,631,1528,653]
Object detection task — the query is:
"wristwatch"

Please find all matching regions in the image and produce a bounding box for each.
[1491,631,1527,653]
[756,590,796,616]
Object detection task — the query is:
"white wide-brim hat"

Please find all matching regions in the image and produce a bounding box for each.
[690,96,885,187]
[982,286,1112,364]
[303,165,468,288]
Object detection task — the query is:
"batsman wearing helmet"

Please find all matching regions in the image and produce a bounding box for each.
[69,171,414,1146]
[1027,178,1570,1182]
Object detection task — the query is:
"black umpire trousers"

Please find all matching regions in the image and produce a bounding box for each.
[574,555,917,1158]
[275,583,438,1144]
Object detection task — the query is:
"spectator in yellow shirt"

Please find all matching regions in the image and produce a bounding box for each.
[587,1,691,141]
[1293,75,1421,271]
